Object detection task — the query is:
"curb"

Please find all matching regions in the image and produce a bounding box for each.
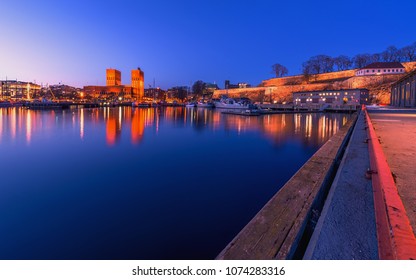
[364,107,416,260]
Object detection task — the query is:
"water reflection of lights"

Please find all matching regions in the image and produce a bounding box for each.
[11,107,16,140]
[80,109,84,140]
[305,114,312,138]
[131,109,145,144]
[26,111,32,144]
[0,110,2,142]
[106,117,118,146]
[294,114,301,134]
[0,107,352,148]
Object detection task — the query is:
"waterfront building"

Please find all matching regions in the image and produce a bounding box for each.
[131,68,144,100]
[48,84,82,100]
[293,88,369,110]
[225,80,251,89]
[355,62,405,76]
[0,80,41,100]
[390,69,416,107]
[166,86,188,100]
[106,69,121,86]
[84,68,144,100]
[204,83,219,95]
[144,87,165,100]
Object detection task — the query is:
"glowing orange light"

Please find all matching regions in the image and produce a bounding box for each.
[131,109,145,144]
[106,117,117,146]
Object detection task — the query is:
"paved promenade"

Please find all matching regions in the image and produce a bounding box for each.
[368,109,416,235]
[304,110,378,259]
[306,107,416,259]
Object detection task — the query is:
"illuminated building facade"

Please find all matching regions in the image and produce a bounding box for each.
[293,88,369,110]
[106,69,121,86]
[0,80,41,100]
[84,68,144,100]
[356,62,405,76]
[391,69,416,107]
[131,68,144,100]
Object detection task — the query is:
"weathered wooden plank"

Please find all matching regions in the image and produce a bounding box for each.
[217,113,358,260]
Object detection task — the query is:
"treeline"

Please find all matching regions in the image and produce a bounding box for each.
[303,43,416,75]
[272,42,416,77]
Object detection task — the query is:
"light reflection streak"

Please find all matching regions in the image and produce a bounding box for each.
[80,109,84,140]
[0,107,351,148]
[0,110,3,142]
[11,107,16,140]
[26,111,32,144]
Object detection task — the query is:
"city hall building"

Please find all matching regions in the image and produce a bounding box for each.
[293,88,369,110]
[84,68,144,100]
[391,69,416,107]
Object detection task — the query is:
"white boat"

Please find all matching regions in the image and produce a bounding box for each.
[196,100,214,108]
[132,101,150,108]
[213,96,251,109]
[185,102,197,108]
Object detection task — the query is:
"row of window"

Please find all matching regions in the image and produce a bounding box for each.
[357,68,404,75]
[295,92,358,97]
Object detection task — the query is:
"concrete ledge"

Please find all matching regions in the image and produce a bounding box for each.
[216,113,358,260]
[365,108,416,260]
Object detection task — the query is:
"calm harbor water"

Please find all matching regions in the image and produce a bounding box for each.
[0,106,351,259]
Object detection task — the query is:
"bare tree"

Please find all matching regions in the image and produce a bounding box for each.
[353,53,372,68]
[192,80,205,97]
[381,45,399,62]
[399,43,416,62]
[370,53,381,63]
[272,63,289,77]
[334,55,352,71]
[320,55,334,73]
[302,61,313,81]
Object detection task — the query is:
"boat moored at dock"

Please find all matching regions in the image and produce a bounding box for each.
[213,96,252,109]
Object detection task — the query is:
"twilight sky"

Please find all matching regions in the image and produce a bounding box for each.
[0,0,415,89]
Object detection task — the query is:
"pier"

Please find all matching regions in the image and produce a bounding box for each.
[217,106,416,260]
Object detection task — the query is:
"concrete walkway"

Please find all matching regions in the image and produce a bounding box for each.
[304,110,379,259]
[368,110,416,236]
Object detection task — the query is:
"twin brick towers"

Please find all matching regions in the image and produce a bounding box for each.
[84,68,144,100]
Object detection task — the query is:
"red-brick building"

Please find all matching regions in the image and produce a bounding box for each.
[84,68,144,100]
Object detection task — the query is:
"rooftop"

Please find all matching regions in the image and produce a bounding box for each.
[293,88,369,94]
[361,62,404,69]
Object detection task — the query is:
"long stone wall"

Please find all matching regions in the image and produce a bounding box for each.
[262,69,356,87]
[213,61,416,105]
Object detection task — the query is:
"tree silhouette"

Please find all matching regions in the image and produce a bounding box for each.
[192,80,205,97]
[272,63,289,77]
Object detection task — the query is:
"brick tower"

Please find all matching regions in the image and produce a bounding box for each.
[131,68,144,100]
[106,69,121,86]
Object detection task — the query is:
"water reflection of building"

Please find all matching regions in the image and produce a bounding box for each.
[106,109,122,146]
[262,113,350,146]
[0,107,351,149]
[131,109,145,144]
[182,108,349,147]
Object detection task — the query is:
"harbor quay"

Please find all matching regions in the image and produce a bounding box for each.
[218,106,416,260]
[367,109,416,238]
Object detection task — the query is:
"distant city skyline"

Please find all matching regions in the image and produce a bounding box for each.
[1,0,415,89]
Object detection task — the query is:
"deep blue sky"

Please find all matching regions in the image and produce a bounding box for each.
[0,0,415,89]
